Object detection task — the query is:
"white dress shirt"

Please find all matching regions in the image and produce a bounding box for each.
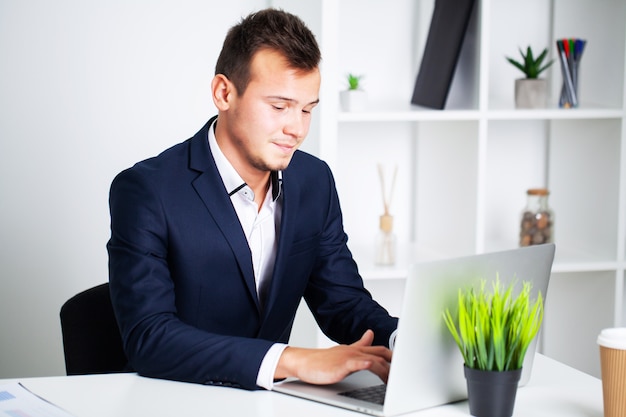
[207,121,287,390]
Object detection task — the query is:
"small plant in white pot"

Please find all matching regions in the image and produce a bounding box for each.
[506,46,553,109]
[340,73,367,112]
[443,277,544,417]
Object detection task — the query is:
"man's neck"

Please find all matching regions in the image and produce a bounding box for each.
[213,120,272,206]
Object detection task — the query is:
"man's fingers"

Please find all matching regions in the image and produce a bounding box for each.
[346,355,391,384]
[365,357,391,383]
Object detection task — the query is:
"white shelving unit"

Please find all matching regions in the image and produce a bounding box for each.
[277,0,626,377]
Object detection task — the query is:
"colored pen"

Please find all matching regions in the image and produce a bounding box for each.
[557,39,578,107]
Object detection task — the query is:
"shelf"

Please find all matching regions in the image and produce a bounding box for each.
[353,242,626,281]
[337,104,480,123]
[337,102,624,123]
[486,105,625,120]
[551,261,624,274]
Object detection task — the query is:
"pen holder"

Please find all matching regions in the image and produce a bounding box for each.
[556,38,586,108]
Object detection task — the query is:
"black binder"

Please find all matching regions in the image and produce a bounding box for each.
[411,0,477,109]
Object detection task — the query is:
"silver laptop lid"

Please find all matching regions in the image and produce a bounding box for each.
[383,244,555,416]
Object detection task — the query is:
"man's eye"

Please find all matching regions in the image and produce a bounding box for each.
[272,105,285,111]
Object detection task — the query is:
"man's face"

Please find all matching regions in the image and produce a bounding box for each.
[217,49,320,176]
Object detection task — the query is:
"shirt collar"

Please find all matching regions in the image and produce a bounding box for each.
[208,119,282,202]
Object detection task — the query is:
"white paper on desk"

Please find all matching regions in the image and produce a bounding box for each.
[0,382,75,417]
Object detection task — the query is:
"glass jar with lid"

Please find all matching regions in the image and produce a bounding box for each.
[519,188,554,247]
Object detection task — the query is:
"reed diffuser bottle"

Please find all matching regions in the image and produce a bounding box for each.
[375,164,397,265]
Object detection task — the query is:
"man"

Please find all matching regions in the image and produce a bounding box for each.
[107,8,398,391]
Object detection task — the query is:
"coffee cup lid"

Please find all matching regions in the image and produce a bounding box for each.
[597,328,626,349]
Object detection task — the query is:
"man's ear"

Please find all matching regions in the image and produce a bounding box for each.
[211,74,234,111]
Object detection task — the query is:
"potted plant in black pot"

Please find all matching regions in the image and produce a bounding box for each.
[506,46,553,108]
[443,278,544,417]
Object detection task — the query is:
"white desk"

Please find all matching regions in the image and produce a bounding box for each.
[0,354,603,417]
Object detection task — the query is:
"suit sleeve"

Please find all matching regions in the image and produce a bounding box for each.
[303,163,399,347]
[107,167,273,390]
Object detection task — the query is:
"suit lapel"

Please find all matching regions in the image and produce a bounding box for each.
[188,120,261,313]
[261,169,300,321]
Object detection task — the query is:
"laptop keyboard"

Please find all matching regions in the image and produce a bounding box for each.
[339,384,387,405]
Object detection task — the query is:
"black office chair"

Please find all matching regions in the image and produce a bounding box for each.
[59,282,128,375]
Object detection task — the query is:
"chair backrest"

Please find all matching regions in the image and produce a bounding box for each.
[59,282,128,375]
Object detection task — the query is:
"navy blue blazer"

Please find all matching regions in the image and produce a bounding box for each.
[107,117,398,390]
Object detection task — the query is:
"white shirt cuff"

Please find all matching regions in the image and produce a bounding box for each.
[389,329,398,351]
[256,343,289,390]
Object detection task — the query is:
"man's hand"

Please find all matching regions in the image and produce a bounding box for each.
[274,330,392,385]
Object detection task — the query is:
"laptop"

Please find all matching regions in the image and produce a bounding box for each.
[274,243,556,416]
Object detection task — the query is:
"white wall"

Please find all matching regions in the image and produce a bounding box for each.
[0,0,278,378]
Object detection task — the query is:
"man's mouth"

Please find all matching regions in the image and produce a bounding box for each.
[273,142,295,153]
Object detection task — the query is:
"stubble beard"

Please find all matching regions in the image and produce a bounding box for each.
[248,152,294,173]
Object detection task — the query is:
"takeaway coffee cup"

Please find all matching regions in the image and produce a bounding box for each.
[597,327,626,417]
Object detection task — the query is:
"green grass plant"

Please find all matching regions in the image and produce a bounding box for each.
[443,277,544,371]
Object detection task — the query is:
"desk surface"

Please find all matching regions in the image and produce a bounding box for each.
[0,354,603,417]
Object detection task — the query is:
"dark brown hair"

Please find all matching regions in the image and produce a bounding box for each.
[215,8,321,94]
